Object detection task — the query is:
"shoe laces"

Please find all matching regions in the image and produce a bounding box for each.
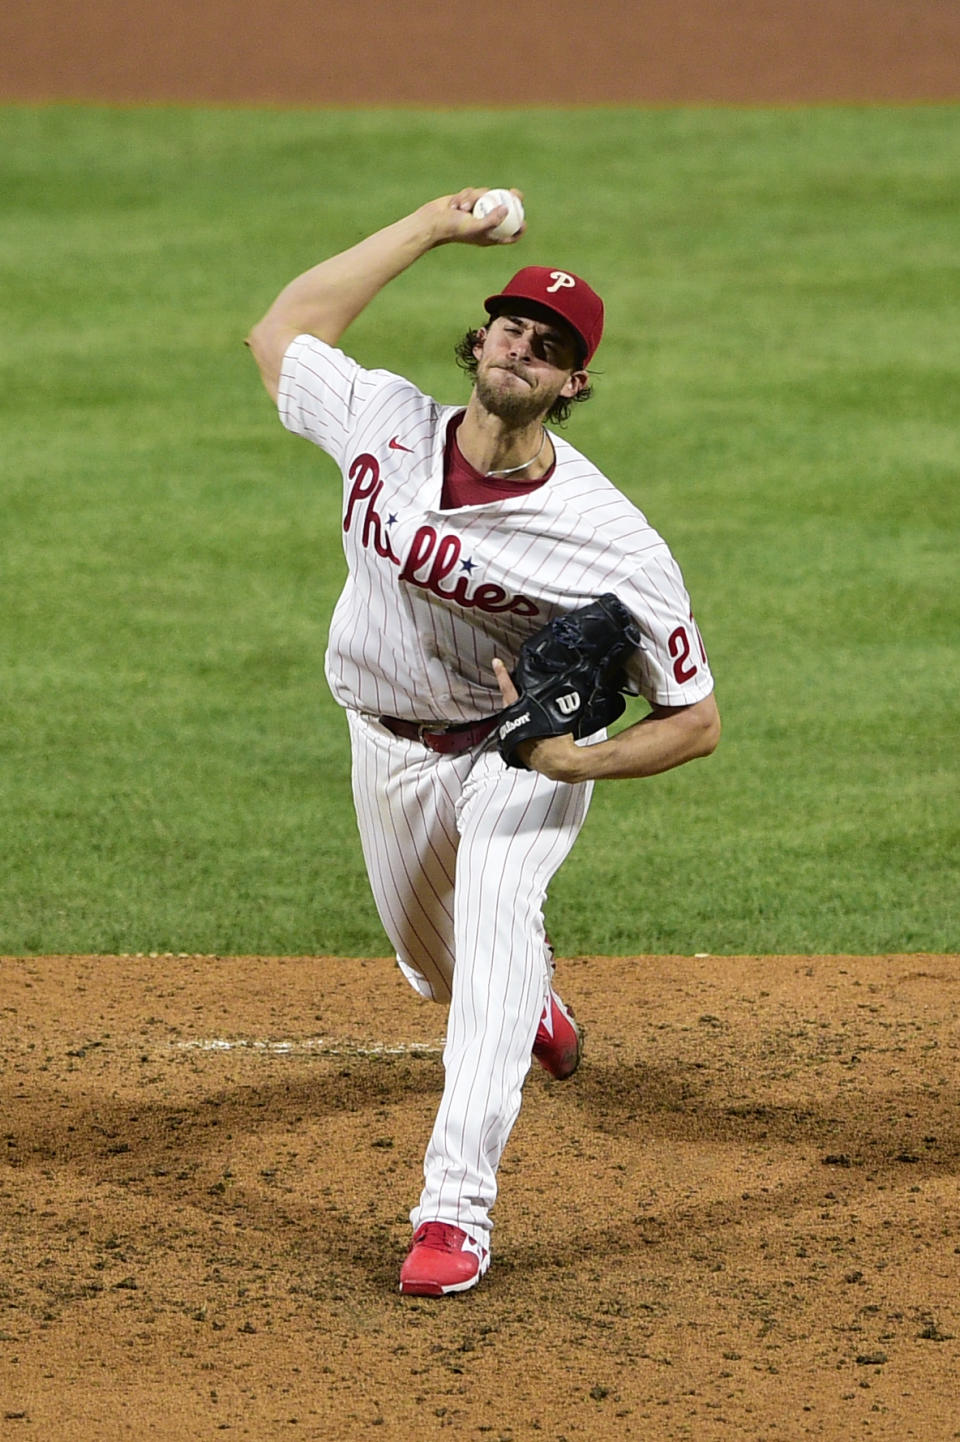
[413,1222,464,1253]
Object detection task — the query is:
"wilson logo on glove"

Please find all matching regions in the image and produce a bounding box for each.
[498,712,532,737]
[496,594,642,769]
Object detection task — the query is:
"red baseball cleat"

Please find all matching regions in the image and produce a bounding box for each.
[532,987,583,1080]
[399,1222,490,1296]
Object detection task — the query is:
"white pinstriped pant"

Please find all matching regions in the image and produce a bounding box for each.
[347,710,593,1242]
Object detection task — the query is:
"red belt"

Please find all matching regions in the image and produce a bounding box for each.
[377,714,500,754]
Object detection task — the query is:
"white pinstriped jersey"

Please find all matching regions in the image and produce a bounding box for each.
[278,334,714,723]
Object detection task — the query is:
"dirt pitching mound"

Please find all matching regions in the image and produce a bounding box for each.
[2,951,958,1440]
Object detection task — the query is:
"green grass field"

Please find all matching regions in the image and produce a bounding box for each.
[1,104,958,956]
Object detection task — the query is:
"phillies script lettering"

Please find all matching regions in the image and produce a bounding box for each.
[399,527,538,615]
[344,455,400,561]
[345,455,538,616]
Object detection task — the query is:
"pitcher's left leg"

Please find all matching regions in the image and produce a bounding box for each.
[410,750,593,1249]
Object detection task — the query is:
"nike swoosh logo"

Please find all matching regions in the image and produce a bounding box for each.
[388,436,413,452]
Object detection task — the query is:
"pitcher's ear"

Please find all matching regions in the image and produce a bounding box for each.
[561,368,590,399]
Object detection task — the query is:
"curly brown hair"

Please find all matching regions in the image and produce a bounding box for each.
[454,328,594,426]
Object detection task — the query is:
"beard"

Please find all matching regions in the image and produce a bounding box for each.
[474,364,557,427]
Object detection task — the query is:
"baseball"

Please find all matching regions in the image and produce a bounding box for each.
[472,188,525,240]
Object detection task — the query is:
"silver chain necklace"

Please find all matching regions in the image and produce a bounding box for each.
[486,430,548,478]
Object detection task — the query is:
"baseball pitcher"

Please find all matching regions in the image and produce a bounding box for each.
[246,188,720,1296]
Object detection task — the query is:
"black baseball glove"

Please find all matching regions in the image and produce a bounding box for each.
[496,594,642,769]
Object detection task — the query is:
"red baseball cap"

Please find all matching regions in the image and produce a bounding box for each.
[484,266,604,366]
